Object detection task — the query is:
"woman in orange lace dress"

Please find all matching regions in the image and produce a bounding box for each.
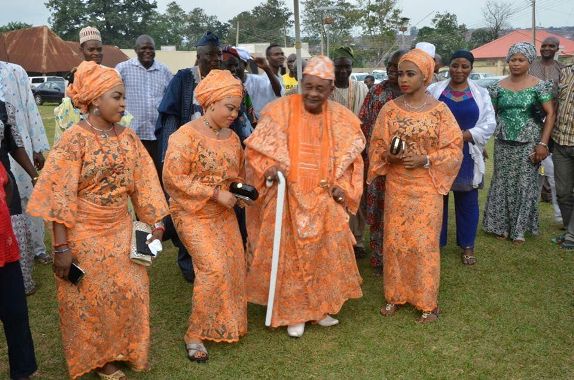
[27,61,168,380]
[162,70,247,362]
[368,49,463,323]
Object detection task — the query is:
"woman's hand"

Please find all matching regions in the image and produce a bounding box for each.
[385,150,403,164]
[462,130,474,143]
[147,228,164,244]
[532,144,549,163]
[53,246,73,279]
[33,152,45,170]
[217,190,238,209]
[403,153,427,169]
[331,186,345,204]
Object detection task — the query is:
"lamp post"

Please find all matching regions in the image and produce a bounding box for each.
[399,17,410,50]
[316,6,337,58]
[323,16,334,58]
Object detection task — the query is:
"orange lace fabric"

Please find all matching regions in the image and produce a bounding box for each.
[368,100,462,311]
[163,123,247,343]
[244,95,365,327]
[27,125,168,379]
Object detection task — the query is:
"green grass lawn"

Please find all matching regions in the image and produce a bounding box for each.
[1,105,572,379]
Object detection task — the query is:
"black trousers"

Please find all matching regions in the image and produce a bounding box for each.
[0,261,37,379]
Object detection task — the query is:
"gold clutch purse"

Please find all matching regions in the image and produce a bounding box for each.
[130,221,153,266]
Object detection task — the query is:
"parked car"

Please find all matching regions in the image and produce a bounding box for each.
[29,76,66,89]
[475,76,506,88]
[372,70,388,84]
[350,72,369,82]
[32,81,65,105]
[469,72,494,80]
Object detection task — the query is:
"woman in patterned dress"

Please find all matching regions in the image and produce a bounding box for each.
[482,42,555,243]
[28,61,168,380]
[358,49,405,272]
[162,70,247,362]
[368,49,463,323]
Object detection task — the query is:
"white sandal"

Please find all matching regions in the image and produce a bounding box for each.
[318,315,339,327]
[185,342,208,363]
[287,323,305,338]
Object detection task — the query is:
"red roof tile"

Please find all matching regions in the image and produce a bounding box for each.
[0,26,82,74]
[471,29,574,59]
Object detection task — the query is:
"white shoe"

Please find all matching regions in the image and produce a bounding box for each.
[287,323,305,337]
[318,315,339,327]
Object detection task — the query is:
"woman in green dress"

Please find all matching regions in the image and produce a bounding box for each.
[483,42,555,243]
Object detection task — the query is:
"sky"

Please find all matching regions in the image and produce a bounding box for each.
[1,0,572,31]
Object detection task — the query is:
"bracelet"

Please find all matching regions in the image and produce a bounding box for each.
[211,185,221,201]
[54,247,71,254]
[53,243,68,249]
[537,142,549,151]
[152,226,165,234]
[32,176,39,182]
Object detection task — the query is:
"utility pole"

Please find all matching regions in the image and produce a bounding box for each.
[532,0,536,45]
[284,25,287,48]
[236,22,240,46]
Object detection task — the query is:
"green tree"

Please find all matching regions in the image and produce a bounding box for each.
[469,28,496,49]
[415,12,469,61]
[150,1,187,49]
[302,0,361,55]
[227,0,292,45]
[0,21,33,33]
[185,7,229,48]
[357,0,403,66]
[45,0,158,47]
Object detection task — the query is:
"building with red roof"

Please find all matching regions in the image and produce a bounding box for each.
[471,29,574,75]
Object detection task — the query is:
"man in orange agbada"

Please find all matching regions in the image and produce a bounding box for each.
[244,55,364,338]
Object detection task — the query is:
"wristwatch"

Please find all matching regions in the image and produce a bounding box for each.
[423,155,431,169]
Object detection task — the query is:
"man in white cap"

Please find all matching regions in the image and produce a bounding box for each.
[414,42,441,83]
[415,42,435,58]
[78,26,103,64]
[244,55,364,338]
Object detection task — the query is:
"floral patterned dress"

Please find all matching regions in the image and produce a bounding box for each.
[358,80,402,268]
[368,100,462,312]
[27,125,168,379]
[162,124,247,343]
[483,81,553,240]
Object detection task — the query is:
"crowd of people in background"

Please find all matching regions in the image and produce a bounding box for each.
[0,24,573,380]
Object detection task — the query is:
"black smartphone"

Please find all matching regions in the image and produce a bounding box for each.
[136,230,154,256]
[67,262,85,285]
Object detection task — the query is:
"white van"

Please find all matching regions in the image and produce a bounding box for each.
[29,76,66,89]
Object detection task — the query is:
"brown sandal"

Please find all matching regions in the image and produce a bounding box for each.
[416,307,440,324]
[380,303,400,317]
[461,248,476,265]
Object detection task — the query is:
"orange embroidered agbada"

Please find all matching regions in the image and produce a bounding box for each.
[245,94,364,327]
[162,124,247,343]
[368,101,462,312]
[27,126,168,379]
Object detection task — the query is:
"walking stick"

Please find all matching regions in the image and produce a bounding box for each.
[265,171,286,327]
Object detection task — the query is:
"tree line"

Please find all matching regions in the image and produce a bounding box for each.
[0,0,514,67]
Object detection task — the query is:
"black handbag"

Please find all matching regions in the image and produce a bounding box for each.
[229,182,259,201]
